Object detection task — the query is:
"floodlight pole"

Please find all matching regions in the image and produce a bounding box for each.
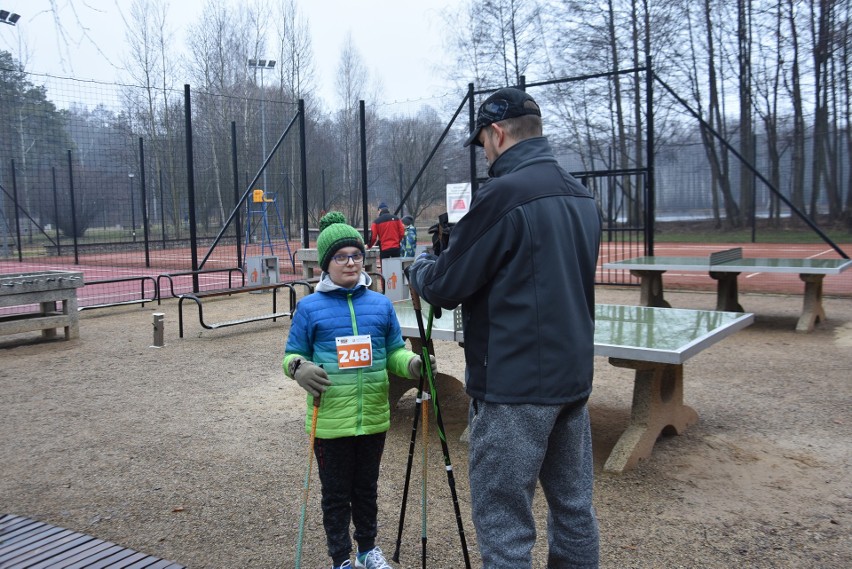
[0,9,21,26]
[248,58,276,194]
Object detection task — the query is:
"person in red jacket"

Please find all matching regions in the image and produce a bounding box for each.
[366,202,405,259]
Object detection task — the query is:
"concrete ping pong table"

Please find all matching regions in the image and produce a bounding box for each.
[393,299,754,473]
[604,247,851,332]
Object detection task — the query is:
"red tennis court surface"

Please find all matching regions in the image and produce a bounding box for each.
[2,240,850,313]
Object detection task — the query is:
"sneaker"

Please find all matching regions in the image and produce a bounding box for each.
[355,547,392,569]
[332,561,352,569]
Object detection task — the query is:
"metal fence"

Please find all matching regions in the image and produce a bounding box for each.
[1,63,850,313]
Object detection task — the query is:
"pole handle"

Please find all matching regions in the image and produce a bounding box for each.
[409,285,422,311]
[312,364,324,408]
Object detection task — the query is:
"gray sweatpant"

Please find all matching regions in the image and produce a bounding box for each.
[468,400,599,568]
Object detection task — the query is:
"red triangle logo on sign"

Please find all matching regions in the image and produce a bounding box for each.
[453,199,466,210]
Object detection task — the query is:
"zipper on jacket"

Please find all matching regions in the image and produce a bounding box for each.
[347,293,364,434]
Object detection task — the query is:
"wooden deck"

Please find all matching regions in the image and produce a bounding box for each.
[0,514,184,568]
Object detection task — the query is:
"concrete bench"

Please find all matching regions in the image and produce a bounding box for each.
[604,247,851,332]
[392,299,754,473]
[0,271,84,341]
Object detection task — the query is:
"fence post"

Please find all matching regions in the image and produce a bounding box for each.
[645,55,655,256]
[11,160,22,262]
[299,99,309,248]
[139,137,150,268]
[66,151,80,265]
[51,167,61,256]
[467,83,478,196]
[231,121,243,269]
[159,169,167,248]
[359,100,369,236]
[184,84,200,292]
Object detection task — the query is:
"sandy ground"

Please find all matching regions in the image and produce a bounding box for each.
[1,286,850,568]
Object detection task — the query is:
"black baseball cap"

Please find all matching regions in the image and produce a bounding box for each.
[463,87,541,147]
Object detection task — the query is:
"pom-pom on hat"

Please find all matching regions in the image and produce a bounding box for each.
[317,211,366,271]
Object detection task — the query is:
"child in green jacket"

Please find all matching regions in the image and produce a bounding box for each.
[284,212,433,569]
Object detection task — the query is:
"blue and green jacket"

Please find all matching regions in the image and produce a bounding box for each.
[400,224,417,257]
[283,272,416,438]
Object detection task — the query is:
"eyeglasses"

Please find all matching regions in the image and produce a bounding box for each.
[331,252,364,265]
[476,98,510,128]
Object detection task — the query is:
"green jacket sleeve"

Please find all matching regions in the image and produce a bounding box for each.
[388,347,418,379]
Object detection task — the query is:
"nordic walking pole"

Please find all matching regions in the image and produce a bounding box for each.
[407,289,431,568]
[392,340,427,563]
[295,391,321,569]
[409,288,473,569]
[421,354,430,569]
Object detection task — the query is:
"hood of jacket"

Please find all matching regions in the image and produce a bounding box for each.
[315,270,372,293]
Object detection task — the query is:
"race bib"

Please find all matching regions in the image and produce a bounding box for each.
[336,335,373,369]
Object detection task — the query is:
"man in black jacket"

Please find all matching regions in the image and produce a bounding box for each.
[408,87,601,568]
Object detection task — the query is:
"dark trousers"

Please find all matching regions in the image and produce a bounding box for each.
[379,248,400,259]
[314,432,386,565]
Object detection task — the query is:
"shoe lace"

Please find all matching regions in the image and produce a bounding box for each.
[362,547,391,569]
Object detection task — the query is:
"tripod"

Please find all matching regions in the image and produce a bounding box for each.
[392,288,472,569]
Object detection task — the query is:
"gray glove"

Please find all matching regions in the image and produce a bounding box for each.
[292,358,331,397]
[408,354,437,380]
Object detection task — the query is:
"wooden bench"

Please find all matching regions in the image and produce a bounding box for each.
[0,513,185,568]
[393,299,754,473]
[177,281,313,338]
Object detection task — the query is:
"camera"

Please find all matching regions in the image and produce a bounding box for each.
[428,213,454,256]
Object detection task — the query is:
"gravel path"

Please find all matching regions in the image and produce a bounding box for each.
[1,287,850,568]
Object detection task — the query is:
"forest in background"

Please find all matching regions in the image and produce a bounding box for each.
[1,0,850,247]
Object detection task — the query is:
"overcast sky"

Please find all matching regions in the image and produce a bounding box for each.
[0,0,459,106]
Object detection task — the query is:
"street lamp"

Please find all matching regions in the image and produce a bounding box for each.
[247,58,276,193]
[0,10,20,25]
[128,173,136,242]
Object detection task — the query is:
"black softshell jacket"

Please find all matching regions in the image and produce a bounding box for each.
[409,137,602,404]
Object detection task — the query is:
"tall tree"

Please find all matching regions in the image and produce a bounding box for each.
[0,51,74,237]
[334,34,369,226]
[122,0,183,237]
[273,0,317,237]
[442,0,546,89]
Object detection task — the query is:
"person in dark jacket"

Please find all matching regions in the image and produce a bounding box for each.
[367,202,405,259]
[407,87,602,568]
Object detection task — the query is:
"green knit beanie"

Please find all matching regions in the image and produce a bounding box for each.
[317,211,366,271]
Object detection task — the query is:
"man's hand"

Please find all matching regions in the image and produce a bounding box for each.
[408,354,438,379]
[404,253,436,280]
[293,359,332,397]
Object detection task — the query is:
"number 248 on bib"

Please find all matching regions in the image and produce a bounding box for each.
[336,335,373,369]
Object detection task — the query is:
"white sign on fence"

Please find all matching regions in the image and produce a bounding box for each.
[446,183,472,223]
